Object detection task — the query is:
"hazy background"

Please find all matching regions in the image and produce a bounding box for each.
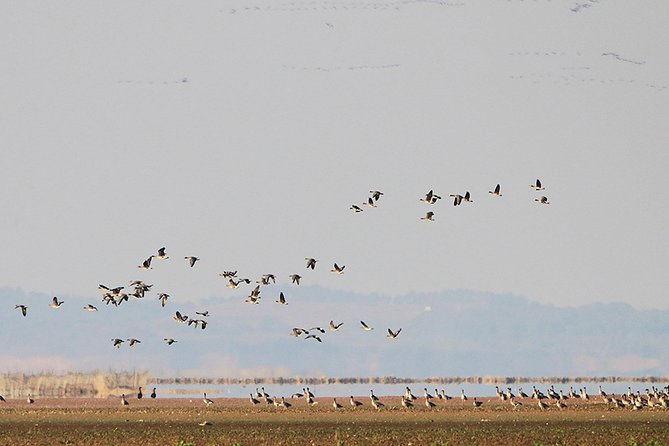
[0,0,667,376]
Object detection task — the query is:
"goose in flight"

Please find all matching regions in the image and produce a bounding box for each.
[49,297,64,308]
[329,320,343,331]
[15,305,27,317]
[489,184,502,196]
[360,320,374,331]
[185,256,199,267]
[163,338,177,345]
[350,204,363,213]
[289,274,302,285]
[387,328,402,339]
[305,334,322,342]
[531,179,545,191]
[112,338,124,348]
[257,274,276,285]
[220,270,238,279]
[127,338,141,347]
[83,304,98,311]
[331,263,345,274]
[276,292,287,305]
[535,196,549,205]
[195,311,209,317]
[450,194,463,206]
[364,197,377,208]
[305,258,317,270]
[421,211,435,221]
[463,191,473,203]
[291,328,308,337]
[99,284,124,295]
[173,311,189,323]
[158,293,169,307]
[154,247,169,260]
[138,256,153,269]
[420,189,441,204]
[369,190,384,201]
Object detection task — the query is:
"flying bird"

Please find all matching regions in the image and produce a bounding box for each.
[305,334,322,342]
[15,305,27,317]
[369,190,384,201]
[154,247,169,260]
[289,274,302,285]
[173,311,189,324]
[420,189,441,204]
[387,328,402,339]
[350,204,363,213]
[127,338,141,347]
[276,292,287,305]
[195,311,209,317]
[138,256,153,270]
[329,320,343,331]
[49,296,64,308]
[360,320,374,331]
[112,338,124,348]
[364,197,377,208]
[421,211,435,221]
[83,304,98,312]
[331,263,345,274]
[185,256,200,267]
[531,179,545,191]
[489,184,502,196]
[305,258,317,270]
[158,293,169,307]
[535,196,550,205]
[163,338,177,345]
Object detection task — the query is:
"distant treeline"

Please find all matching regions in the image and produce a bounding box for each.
[0,371,147,398]
[151,375,669,386]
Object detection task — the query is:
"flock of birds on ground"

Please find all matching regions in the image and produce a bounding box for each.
[12,180,551,351]
[4,383,669,415]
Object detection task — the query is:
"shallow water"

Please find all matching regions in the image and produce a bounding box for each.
[153,381,667,399]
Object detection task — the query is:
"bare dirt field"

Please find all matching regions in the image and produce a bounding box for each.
[0,396,667,446]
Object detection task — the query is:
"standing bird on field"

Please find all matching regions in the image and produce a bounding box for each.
[350,396,363,408]
[150,388,157,399]
[185,256,199,267]
[137,387,143,399]
[121,394,129,406]
[203,393,214,406]
[333,398,343,409]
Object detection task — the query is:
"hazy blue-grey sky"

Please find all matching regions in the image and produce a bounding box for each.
[1,0,668,312]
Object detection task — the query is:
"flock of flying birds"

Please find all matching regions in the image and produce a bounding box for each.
[12,180,550,352]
